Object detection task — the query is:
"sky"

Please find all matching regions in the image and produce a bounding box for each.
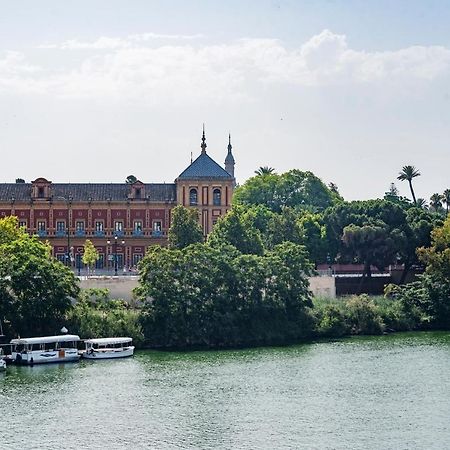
[0,0,449,201]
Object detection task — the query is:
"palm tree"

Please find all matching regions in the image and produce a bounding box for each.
[254,166,275,176]
[416,198,428,209]
[429,193,443,212]
[442,189,450,214]
[397,165,421,204]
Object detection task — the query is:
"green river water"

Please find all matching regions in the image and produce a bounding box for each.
[1,332,450,449]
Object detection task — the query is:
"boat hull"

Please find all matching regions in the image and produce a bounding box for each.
[12,349,80,365]
[81,346,135,360]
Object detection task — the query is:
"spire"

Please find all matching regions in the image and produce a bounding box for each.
[224,133,235,178]
[201,123,207,154]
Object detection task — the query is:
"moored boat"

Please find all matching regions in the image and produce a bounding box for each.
[81,337,134,359]
[0,350,6,371]
[10,335,81,365]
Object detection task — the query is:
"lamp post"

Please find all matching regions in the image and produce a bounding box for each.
[107,235,125,276]
[77,248,82,276]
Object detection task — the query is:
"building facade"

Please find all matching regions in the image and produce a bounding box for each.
[0,130,236,271]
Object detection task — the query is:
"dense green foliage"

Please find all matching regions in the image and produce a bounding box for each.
[233,169,341,213]
[67,288,144,346]
[312,295,417,337]
[168,205,204,249]
[135,242,314,348]
[0,216,79,337]
[385,216,450,329]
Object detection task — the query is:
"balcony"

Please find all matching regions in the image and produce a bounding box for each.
[94,230,105,237]
[75,230,86,237]
[152,230,163,238]
[132,229,144,237]
[55,230,66,237]
[114,230,125,237]
[37,230,47,237]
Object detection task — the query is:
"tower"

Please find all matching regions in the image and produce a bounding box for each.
[224,133,235,179]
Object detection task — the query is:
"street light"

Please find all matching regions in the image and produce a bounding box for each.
[107,236,125,276]
[77,248,82,276]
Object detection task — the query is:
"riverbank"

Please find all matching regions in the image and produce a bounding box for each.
[60,292,427,351]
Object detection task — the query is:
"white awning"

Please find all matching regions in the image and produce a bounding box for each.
[84,337,132,345]
[10,335,80,345]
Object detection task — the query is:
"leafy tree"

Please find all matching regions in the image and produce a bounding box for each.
[234,169,340,213]
[136,242,313,348]
[397,165,421,205]
[342,222,402,278]
[82,239,99,275]
[397,207,441,283]
[207,208,264,255]
[168,205,203,249]
[266,207,303,248]
[387,216,450,329]
[383,182,412,208]
[0,216,79,337]
[125,175,138,184]
[417,216,450,279]
[296,212,328,265]
[324,199,408,274]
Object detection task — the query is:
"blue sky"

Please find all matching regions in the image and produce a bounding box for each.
[1,1,449,201]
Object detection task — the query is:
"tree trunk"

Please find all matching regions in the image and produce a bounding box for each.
[408,180,417,204]
[399,262,411,285]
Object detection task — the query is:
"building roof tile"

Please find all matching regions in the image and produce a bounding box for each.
[176,153,234,181]
[0,183,176,203]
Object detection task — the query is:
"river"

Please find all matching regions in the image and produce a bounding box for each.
[1,332,450,449]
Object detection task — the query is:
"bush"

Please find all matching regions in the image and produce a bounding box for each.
[312,298,349,337]
[345,295,384,335]
[67,289,144,347]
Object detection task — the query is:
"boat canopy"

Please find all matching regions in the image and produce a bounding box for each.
[84,337,132,345]
[10,335,80,345]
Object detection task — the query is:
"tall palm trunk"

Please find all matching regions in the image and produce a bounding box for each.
[408,180,417,204]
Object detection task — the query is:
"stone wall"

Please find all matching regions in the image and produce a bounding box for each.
[80,275,337,301]
[308,276,336,298]
[79,276,139,301]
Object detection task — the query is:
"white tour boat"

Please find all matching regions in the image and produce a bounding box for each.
[0,350,6,371]
[81,337,135,359]
[10,335,81,365]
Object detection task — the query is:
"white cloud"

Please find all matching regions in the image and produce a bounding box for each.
[38,32,205,50]
[3,30,450,102]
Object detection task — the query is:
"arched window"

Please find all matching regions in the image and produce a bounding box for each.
[189,188,198,206]
[213,188,221,206]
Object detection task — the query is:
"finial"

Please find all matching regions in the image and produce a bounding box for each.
[201,124,207,154]
[190,151,193,164]
[228,133,232,152]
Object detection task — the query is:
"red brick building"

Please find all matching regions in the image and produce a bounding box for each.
[0,130,236,271]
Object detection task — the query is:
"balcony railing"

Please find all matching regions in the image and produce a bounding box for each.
[75,230,86,237]
[152,230,163,238]
[37,230,47,237]
[114,230,125,237]
[55,230,66,237]
[132,229,144,236]
[94,230,105,237]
